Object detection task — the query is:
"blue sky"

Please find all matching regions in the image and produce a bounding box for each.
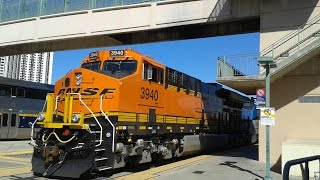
[52,32,259,84]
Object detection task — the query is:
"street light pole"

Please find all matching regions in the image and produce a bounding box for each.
[258,57,276,180]
[265,63,272,180]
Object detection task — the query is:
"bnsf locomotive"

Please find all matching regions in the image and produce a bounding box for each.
[31,49,254,178]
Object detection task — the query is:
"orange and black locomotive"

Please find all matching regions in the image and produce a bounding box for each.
[31,49,252,178]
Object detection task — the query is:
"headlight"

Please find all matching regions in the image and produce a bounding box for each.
[72,114,80,123]
[75,73,82,86]
[37,113,45,122]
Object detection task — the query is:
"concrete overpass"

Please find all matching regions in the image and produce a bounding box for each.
[0,0,260,56]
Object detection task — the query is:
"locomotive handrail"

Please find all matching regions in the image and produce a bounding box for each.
[41,95,48,113]
[29,117,39,148]
[30,95,49,147]
[69,93,103,147]
[53,95,61,113]
[100,95,115,152]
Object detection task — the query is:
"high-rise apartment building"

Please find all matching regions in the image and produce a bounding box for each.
[0,57,7,77]
[0,52,53,84]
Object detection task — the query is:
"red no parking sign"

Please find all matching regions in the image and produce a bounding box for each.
[256,88,266,104]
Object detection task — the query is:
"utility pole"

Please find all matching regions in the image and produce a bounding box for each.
[258,57,276,180]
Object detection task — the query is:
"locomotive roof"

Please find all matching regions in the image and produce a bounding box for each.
[216,87,249,103]
[0,76,54,91]
[82,49,165,67]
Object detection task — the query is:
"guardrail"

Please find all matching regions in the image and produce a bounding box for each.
[217,54,259,77]
[0,0,159,23]
[283,155,320,180]
[217,14,320,78]
[261,14,320,61]
[260,15,320,60]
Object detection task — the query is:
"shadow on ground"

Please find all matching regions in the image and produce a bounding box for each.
[219,161,263,180]
[213,144,259,161]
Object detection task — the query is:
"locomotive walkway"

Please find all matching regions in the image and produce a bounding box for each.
[0,141,301,180]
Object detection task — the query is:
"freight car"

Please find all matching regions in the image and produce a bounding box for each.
[30,49,254,178]
[0,77,53,139]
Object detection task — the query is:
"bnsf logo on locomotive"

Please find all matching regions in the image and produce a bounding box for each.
[57,87,116,96]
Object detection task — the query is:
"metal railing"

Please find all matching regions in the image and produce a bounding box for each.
[261,14,320,61]
[0,0,161,23]
[217,54,259,77]
[283,155,320,180]
[217,14,320,78]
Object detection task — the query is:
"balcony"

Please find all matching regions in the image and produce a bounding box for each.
[217,14,320,95]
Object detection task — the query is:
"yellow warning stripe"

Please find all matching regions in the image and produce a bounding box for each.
[0,150,33,177]
[76,111,201,125]
[109,112,137,122]
[0,166,31,177]
[177,117,187,124]
[0,155,31,163]
[138,114,148,123]
[0,150,33,156]
[156,115,164,123]
[165,116,176,123]
[187,118,198,124]
[41,110,201,127]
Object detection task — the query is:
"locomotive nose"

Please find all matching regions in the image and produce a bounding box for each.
[55,68,94,96]
[71,69,86,87]
[63,69,83,88]
[54,68,119,114]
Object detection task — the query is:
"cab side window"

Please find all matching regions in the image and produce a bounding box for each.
[143,61,164,84]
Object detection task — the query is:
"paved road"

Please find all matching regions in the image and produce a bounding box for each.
[0,141,301,180]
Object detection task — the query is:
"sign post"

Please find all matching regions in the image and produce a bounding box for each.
[258,56,277,180]
[265,73,272,180]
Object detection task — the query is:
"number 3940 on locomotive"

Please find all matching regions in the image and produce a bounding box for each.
[30,49,253,178]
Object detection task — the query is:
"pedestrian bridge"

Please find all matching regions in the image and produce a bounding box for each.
[0,0,260,56]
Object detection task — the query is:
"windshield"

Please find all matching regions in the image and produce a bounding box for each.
[102,60,137,79]
[81,62,101,71]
